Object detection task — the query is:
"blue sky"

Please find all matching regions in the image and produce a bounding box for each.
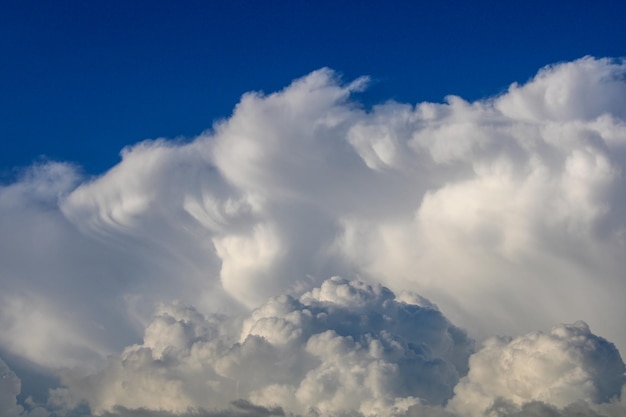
[2,0,624,176]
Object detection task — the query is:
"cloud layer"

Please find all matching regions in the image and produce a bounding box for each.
[1,56,626,416]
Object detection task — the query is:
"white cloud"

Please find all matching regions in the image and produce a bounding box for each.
[55,277,472,417]
[1,56,626,416]
[448,321,625,416]
[496,57,626,122]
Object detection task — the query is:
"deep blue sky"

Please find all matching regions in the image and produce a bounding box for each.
[1,0,624,176]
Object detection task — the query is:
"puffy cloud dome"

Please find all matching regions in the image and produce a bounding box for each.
[448,321,625,416]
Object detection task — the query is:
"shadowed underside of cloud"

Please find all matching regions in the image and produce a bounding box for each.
[94,399,285,417]
[1,56,626,416]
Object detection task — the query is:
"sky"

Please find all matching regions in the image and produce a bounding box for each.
[1,1,626,417]
[2,0,626,175]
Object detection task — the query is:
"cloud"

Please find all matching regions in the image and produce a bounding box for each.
[496,57,626,122]
[43,288,626,417]
[448,321,625,416]
[1,56,626,416]
[0,162,125,369]
[0,356,58,417]
[91,400,286,417]
[54,277,472,417]
[0,357,23,417]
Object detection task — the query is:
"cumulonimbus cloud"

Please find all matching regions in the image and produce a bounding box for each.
[1,56,626,416]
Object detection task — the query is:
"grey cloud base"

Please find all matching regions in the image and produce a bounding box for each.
[1,57,626,416]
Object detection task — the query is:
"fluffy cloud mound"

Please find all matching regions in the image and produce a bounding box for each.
[58,277,472,417]
[2,56,626,416]
[448,321,625,416]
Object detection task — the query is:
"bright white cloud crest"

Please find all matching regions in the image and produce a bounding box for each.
[1,57,626,416]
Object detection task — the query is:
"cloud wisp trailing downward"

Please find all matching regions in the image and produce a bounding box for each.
[1,56,626,416]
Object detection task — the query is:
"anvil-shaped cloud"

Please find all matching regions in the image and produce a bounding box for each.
[1,56,626,416]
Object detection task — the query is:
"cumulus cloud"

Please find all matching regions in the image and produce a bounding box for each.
[53,277,471,417]
[448,321,625,416]
[40,288,626,417]
[1,56,626,416]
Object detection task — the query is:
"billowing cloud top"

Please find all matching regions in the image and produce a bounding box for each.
[53,277,471,416]
[1,56,626,417]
